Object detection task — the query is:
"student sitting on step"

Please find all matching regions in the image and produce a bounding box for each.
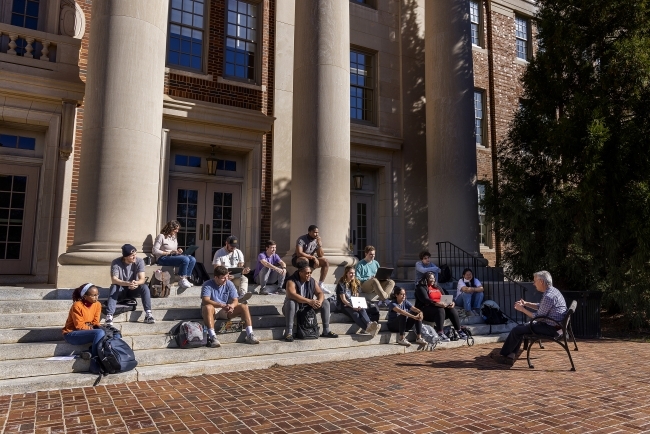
[414,250,441,284]
[106,244,155,325]
[212,236,252,303]
[387,286,427,347]
[336,265,379,337]
[456,268,485,317]
[356,245,395,307]
[283,260,339,341]
[201,265,259,347]
[62,283,103,366]
[254,239,287,295]
[414,271,465,342]
[153,219,196,290]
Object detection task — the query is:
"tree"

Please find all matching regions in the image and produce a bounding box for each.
[484,0,650,327]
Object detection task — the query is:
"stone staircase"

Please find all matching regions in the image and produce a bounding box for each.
[0,281,516,396]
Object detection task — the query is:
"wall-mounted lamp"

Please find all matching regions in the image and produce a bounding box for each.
[206,145,218,176]
[352,163,364,190]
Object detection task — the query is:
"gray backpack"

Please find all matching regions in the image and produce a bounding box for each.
[420,324,439,350]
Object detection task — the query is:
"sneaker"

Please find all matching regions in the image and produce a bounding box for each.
[466,309,476,317]
[207,335,221,348]
[276,288,286,295]
[79,351,92,360]
[284,333,294,342]
[260,288,270,295]
[239,292,253,303]
[473,308,482,316]
[458,329,468,339]
[144,314,155,324]
[438,332,451,342]
[397,338,411,347]
[415,337,427,345]
[179,278,193,289]
[245,333,260,344]
[366,321,379,337]
[104,315,113,324]
[320,285,332,294]
[320,331,339,338]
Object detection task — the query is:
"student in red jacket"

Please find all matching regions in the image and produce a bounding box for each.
[62,283,104,360]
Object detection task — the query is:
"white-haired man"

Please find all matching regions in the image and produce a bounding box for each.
[493,270,567,365]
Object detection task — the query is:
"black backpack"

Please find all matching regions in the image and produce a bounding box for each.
[93,335,137,385]
[444,325,460,341]
[295,305,319,339]
[101,298,137,316]
[481,303,509,325]
[438,265,452,283]
[366,303,380,322]
[190,262,211,286]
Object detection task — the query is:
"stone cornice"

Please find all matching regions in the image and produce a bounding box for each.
[350,123,402,150]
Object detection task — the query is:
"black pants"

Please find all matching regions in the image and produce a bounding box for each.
[500,321,558,357]
[341,306,371,330]
[421,305,461,332]
[387,315,422,336]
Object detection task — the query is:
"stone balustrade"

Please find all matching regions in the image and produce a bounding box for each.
[0,23,81,66]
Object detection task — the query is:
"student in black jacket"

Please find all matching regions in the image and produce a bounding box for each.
[414,272,465,341]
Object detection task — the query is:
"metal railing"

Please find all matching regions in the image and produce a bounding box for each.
[436,241,530,324]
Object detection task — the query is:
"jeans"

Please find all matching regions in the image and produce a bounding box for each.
[156,254,196,277]
[255,267,286,289]
[107,284,151,315]
[360,278,395,301]
[64,328,106,371]
[420,305,461,332]
[387,314,422,336]
[455,291,484,311]
[341,306,371,331]
[283,298,331,334]
[500,321,558,357]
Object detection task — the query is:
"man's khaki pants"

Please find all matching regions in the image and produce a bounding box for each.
[360,278,395,300]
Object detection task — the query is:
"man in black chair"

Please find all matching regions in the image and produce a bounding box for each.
[492,270,567,365]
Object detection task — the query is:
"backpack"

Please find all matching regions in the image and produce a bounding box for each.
[459,326,475,347]
[190,262,211,286]
[366,303,380,322]
[438,265,452,283]
[92,336,137,385]
[171,321,207,349]
[444,325,460,341]
[101,298,137,316]
[481,300,509,325]
[149,269,171,298]
[420,324,439,350]
[295,305,319,339]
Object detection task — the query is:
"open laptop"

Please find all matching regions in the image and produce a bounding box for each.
[228,267,244,277]
[350,297,368,309]
[182,245,199,256]
[439,295,454,306]
[374,267,394,281]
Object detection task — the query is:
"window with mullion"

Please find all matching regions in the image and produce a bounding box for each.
[225,0,258,82]
[350,50,374,122]
[477,184,491,247]
[11,0,39,30]
[515,16,529,60]
[470,0,480,46]
[474,90,485,146]
[167,0,205,70]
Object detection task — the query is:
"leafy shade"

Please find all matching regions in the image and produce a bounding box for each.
[483,0,650,327]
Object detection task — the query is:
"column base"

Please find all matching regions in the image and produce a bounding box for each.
[59,242,150,266]
[56,264,162,288]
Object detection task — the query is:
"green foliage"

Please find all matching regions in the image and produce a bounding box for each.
[483,0,650,327]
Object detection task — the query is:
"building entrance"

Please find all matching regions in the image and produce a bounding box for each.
[350,194,373,260]
[0,165,39,274]
[167,179,241,265]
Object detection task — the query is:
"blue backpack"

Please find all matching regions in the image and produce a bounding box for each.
[93,334,137,385]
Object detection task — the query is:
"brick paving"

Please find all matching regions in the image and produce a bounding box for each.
[1,340,649,433]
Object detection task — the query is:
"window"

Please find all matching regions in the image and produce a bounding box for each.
[225,0,258,81]
[174,154,202,167]
[515,16,530,60]
[474,90,485,146]
[350,50,374,122]
[11,0,39,30]
[0,134,36,150]
[477,184,492,247]
[167,0,205,70]
[216,159,236,171]
[470,0,480,46]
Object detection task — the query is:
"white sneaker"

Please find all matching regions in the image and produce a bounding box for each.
[239,292,253,303]
[397,338,411,347]
[415,337,427,345]
[320,284,332,294]
[245,333,260,344]
[179,278,192,289]
[366,321,379,337]
[438,332,451,342]
[104,314,113,324]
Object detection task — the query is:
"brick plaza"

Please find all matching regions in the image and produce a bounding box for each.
[1,339,648,434]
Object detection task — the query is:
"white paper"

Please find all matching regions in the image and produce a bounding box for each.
[47,356,77,361]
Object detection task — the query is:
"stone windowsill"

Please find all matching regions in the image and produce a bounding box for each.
[217,76,266,92]
[515,57,529,66]
[166,67,213,81]
[472,45,488,55]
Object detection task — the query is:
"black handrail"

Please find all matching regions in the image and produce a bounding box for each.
[436,241,529,324]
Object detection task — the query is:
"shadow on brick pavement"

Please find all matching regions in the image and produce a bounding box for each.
[1,340,650,433]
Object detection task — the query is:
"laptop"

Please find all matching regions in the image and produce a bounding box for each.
[228,267,244,277]
[374,267,394,281]
[439,295,454,306]
[182,245,199,256]
[350,297,368,309]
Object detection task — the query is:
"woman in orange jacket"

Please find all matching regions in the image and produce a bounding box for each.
[62,283,104,361]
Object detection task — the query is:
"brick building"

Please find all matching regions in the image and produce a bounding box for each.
[0,0,536,286]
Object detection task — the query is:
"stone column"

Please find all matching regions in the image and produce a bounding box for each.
[60,0,169,265]
[424,0,481,257]
[289,0,356,280]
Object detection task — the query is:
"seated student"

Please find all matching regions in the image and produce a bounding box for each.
[291,225,331,293]
[414,272,466,342]
[106,244,154,325]
[62,283,103,366]
[456,268,485,316]
[153,219,196,289]
[336,265,379,336]
[356,246,395,307]
[212,236,252,303]
[414,250,441,283]
[254,239,287,295]
[201,266,259,347]
[283,261,339,341]
[387,286,426,347]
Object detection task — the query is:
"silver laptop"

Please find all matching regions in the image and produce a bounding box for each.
[439,295,454,306]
